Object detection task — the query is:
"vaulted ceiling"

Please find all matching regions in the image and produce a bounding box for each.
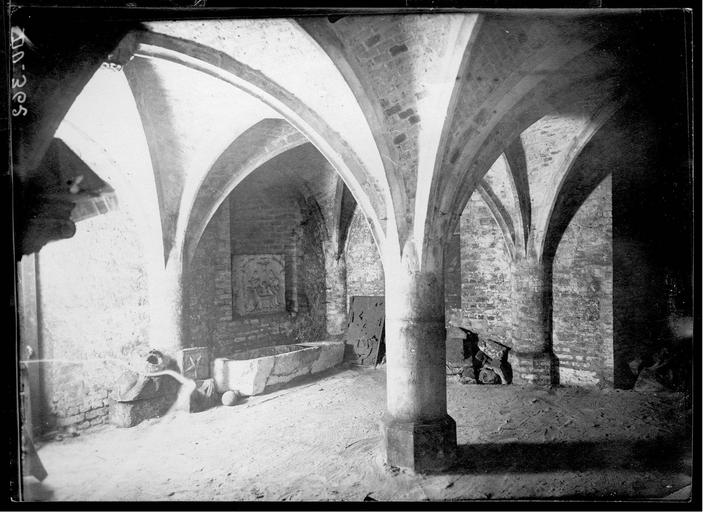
[14,11,687,277]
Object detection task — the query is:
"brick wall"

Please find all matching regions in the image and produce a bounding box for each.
[338,179,616,388]
[345,209,384,303]
[298,197,327,342]
[454,192,514,343]
[450,175,614,386]
[553,176,613,386]
[36,209,151,433]
[184,188,326,357]
[454,179,614,386]
[345,210,468,320]
[229,191,303,315]
[444,232,461,310]
[611,164,675,388]
[184,208,218,350]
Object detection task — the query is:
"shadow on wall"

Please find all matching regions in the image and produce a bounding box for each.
[550,86,692,391]
[610,14,692,390]
[610,132,692,390]
[612,239,665,389]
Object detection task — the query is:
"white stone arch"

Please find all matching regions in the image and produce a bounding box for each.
[128,30,391,266]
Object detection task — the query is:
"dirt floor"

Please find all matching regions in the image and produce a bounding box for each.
[23,364,692,502]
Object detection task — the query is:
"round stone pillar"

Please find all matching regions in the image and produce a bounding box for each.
[382,245,456,472]
[510,257,556,385]
[149,252,185,358]
[323,242,348,338]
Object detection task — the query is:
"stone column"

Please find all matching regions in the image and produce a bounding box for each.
[149,251,185,358]
[382,243,456,472]
[323,241,348,338]
[510,257,556,385]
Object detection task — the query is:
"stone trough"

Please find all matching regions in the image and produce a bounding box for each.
[212,341,345,396]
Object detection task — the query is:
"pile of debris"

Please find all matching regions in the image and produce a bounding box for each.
[111,347,217,428]
[630,340,692,394]
[446,327,512,385]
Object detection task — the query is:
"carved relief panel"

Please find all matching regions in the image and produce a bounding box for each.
[232,254,286,316]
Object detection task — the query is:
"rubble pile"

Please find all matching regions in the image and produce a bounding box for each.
[446,328,512,385]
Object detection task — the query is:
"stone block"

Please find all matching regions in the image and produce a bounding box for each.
[57,414,84,427]
[393,133,407,145]
[398,108,414,119]
[560,367,598,386]
[383,414,457,473]
[298,341,345,374]
[176,347,210,380]
[114,372,181,402]
[213,342,344,395]
[109,394,178,428]
[446,337,465,364]
[232,254,285,316]
[110,372,183,427]
[85,408,102,420]
[389,43,408,56]
[510,351,557,385]
[364,34,381,47]
[478,338,510,362]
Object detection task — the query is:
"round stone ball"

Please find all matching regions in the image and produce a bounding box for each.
[221,390,241,406]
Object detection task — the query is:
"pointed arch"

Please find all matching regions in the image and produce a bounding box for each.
[540,98,626,265]
[444,55,625,250]
[503,141,531,255]
[295,18,404,253]
[183,119,307,267]
[129,30,389,263]
[476,180,517,261]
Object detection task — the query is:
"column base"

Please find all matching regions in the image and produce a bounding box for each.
[382,414,457,473]
[510,350,557,386]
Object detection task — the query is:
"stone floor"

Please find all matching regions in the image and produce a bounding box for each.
[23,364,692,502]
